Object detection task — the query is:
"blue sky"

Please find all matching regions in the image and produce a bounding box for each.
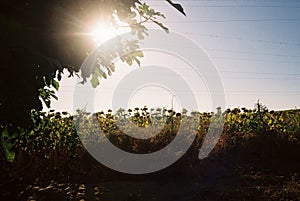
[155,0,300,109]
[48,0,300,113]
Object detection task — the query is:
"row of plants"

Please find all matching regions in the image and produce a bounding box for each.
[1,103,300,177]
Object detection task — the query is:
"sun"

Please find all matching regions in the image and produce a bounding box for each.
[89,22,117,44]
[88,19,129,45]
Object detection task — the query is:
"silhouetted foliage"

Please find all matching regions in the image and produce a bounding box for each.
[0,0,185,128]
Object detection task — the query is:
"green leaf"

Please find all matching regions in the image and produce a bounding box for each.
[126,57,133,66]
[51,93,58,100]
[1,129,16,163]
[98,68,107,79]
[138,31,145,40]
[109,63,115,72]
[134,58,141,66]
[152,20,169,33]
[134,50,144,58]
[51,79,59,91]
[57,72,62,81]
[91,73,100,88]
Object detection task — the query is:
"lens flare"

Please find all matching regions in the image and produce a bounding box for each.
[89,22,117,44]
[88,19,129,45]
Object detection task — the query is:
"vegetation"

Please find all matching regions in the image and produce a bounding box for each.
[1,102,299,169]
[0,103,300,200]
[0,0,185,128]
[1,102,300,200]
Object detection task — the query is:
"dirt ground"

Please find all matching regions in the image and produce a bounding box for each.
[1,135,300,201]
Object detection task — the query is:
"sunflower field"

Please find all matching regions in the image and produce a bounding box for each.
[1,103,300,178]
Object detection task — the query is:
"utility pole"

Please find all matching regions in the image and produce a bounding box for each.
[171,94,176,134]
[171,94,176,110]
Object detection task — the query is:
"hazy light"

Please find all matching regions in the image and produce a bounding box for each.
[88,17,130,45]
[89,22,118,44]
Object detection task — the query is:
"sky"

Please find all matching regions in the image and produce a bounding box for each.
[47,0,300,114]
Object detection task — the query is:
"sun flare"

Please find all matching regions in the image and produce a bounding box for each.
[89,22,117,43]
[88,20,129,45]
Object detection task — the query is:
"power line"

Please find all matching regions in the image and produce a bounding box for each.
[58,88,300,93]
[58,90,300,96]
[153,5,300,8]
[220,70,300,76]
[222,76,300,80]
[206,48,300,58]
[142,46,300,63]
[56,73,300,84]
[171,46,300,59]
[138,43,300,62]
[143,43,300,57]
[149,0,300,1]
[148,0,300,3]
[164,18,300,23]
[54,67,300,83]
[182,32,300,47]
[212,56,300,64]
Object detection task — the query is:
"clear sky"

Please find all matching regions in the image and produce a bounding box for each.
[47,0,300,113]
